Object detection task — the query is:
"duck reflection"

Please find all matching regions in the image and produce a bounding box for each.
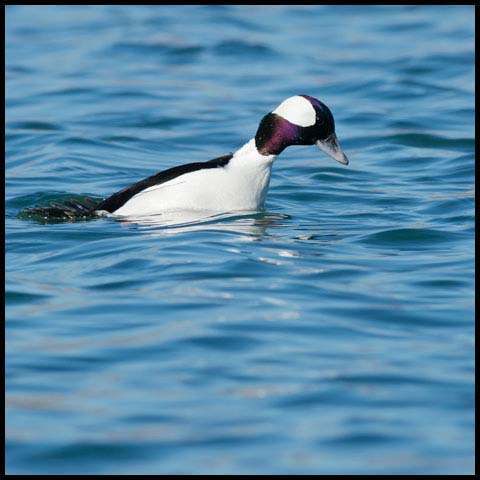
[116,209,291,238]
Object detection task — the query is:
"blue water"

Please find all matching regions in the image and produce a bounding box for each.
[5,5,475,474]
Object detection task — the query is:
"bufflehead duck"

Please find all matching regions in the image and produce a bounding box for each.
[24,95,348,219]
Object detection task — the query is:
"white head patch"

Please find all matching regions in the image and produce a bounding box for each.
[272,95,316,127]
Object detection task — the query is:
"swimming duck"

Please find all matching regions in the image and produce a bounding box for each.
[25,94,348,219]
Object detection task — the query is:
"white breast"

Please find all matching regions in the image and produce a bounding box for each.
[112,139,276,216]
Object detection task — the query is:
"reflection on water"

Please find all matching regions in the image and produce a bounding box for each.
[116,209,291,237]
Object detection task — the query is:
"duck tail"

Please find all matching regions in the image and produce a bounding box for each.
[20,196,100,220]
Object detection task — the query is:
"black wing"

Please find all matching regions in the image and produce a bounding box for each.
[94,153,233,213]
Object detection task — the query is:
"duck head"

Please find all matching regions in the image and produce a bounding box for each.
[254,94,348,164]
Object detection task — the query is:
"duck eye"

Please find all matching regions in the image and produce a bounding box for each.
[317,116,325,126]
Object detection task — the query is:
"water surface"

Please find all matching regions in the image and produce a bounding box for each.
[5,5,475,474]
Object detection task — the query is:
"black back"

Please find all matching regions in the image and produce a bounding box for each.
[95,153,233,213]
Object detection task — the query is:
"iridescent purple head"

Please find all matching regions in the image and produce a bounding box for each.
[254,95,348,164]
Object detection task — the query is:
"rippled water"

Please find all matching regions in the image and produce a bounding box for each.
[5,5,475,474]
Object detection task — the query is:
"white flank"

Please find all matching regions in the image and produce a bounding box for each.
[111,139,276,216]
